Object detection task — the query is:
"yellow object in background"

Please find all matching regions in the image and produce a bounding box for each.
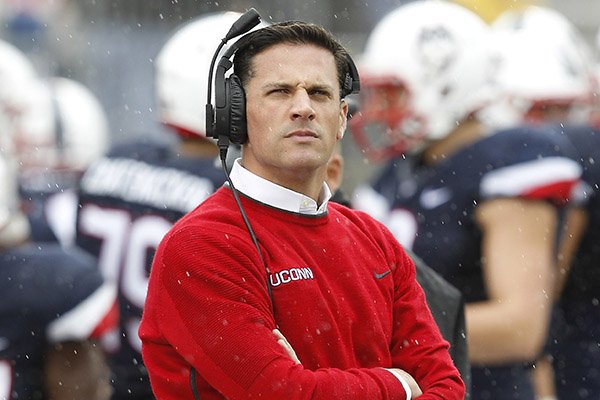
[452,0,546,23]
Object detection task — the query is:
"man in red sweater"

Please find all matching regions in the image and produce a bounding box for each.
[139,15,465,399]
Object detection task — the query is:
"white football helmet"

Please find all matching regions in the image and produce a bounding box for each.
[155,11,268,139]
[483,6,597,126]
[11,77,109,191]
[0,39,37,152]
[350,0,497,161]
[0,39,37,91]
[0,152,30,248]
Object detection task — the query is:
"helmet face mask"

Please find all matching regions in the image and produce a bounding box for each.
[350,0,496,162]
[524,100,586,124]
[350,77,428,161]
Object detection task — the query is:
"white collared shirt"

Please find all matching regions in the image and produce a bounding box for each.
[228,159,332,215]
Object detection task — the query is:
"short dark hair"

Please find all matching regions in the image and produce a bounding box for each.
[233,21,356,98]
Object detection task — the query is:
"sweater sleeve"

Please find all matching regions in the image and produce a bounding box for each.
[141,224,410,400]
[386,231,466,399]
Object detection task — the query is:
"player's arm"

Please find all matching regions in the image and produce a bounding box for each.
[44,340,112,400]
[468,197,556,364]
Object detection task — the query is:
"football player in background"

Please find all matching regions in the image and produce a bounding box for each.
[0,34,109,248]
[0,37,117,400]
[348,1,583,398]
[486,6,600,399]
[0,147,117,399]
[74,12,262,398]
[9,76,109,248]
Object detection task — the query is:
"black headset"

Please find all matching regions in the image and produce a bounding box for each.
[205,8,361,155]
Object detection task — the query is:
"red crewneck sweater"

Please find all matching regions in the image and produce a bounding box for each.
[139,186,464,399]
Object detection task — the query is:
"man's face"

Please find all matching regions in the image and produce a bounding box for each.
[242,43,347,186]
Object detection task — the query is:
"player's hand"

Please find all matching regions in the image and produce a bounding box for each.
[389,368,423,398]
[272,328,301,364]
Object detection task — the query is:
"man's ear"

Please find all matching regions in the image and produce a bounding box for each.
[337,99,349,140]
[326,152,344,193]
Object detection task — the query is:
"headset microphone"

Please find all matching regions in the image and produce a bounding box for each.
[223,8,261,41]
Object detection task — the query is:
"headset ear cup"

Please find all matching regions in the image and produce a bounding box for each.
[227,75,247,144]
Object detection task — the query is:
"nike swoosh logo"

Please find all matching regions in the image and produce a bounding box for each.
[419,186,452,209]
[374,270,391,279]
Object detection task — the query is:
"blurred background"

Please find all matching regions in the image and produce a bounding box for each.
[2,0,599,192]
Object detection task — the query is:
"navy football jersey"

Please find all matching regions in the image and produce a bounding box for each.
[546,124,600,398]
[75,134,226,398]
[0,243,116,399]
[554,125,600,304]
[354,125,582,399]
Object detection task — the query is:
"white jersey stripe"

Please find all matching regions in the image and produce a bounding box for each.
[46,281,117,343]
[480,157,581,198]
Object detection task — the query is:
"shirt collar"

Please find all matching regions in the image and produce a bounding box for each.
[229,159,331,215]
